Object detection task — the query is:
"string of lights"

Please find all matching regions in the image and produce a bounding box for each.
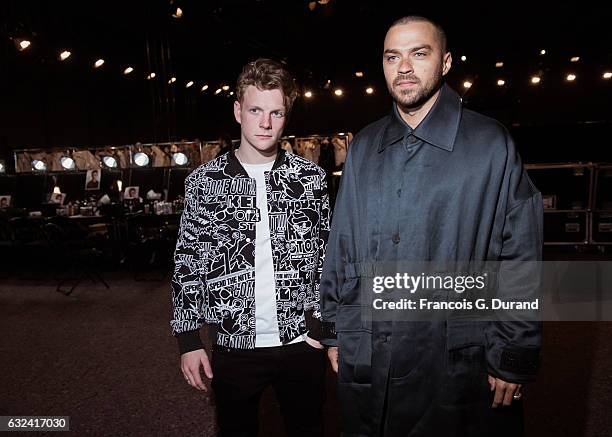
[8,34,611,101]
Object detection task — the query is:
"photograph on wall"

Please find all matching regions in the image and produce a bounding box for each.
[85,169,101,190]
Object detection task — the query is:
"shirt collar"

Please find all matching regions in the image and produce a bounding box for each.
[379,83,462,153]
[226,146,287,177]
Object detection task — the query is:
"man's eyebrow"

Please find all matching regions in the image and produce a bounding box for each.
[383,45,434,55]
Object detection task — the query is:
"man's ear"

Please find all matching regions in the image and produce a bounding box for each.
[442,52,452,76]
[233,101,242,124]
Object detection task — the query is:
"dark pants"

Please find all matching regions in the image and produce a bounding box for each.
[211,341,326,437]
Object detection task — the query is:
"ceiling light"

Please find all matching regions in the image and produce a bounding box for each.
[531,76,541,84]
[304,91,313,98]
[19,40,31,51]
[201,84,209,92]
[365,87,374,94]
[59,50,71,61]
[147,73,156,80]
[168,77,176,84]
[463,81,472,89]
[124,67,134,75]
[214,88,222,95]
[497,79,506,86]
[540,49,546,55]
[222,85,230,91]
[172,7,183,18]
[334,88,343,96]
[602,72,612,79]
[186,81,194,88]
[94,59,105,68]
[566,74,576,82]
[460,55,467,62]
[355,71,364,77]
[495,61,504,68]
[571,57,580,63]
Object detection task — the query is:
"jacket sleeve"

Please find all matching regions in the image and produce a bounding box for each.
[170,173,207,355]
[485,131,543,383]
[304,171,331,341]
[319,148,359,347]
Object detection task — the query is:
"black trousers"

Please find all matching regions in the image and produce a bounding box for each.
[211,341,326,437]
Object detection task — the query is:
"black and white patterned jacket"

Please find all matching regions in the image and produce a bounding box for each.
[171,148,330,352]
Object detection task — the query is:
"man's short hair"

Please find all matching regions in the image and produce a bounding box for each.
[389,16,448,54]
[236,58,298,114]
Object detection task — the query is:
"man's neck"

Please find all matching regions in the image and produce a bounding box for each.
[235,142,277,165]
[396,88,442,129]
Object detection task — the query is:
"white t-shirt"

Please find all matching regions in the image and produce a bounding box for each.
[241,160,304,347]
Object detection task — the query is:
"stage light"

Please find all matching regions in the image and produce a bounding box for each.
[201,84,209,92]
[495,61,504,68]
[530,76,541,84]
[603,72,612,79]
[355,71,364,77]
[463,81,472,89]
[94,59,105,68]
[304,91,313,98]
[59,51,71,61]
[571,57,580,63]
[172,152,189,166]
[60,156,75,170]
[169,77,176,84]
[147,73,156,80]
[186,81,194,88]
[334,88,343,96]
[124,67,134,75]
[133,152,150,167]
[566,74,576,82]
[497,79,506,86]
[365,87,374,94]
[102,156,118,168]
[32,160,46,171]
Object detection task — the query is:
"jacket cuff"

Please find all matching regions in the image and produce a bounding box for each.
[176,329,204,355]
[486,346,540,384]
[304,310,323,341]
[321,321,337,341]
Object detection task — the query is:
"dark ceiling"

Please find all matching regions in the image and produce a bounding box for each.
[1,0,611,161]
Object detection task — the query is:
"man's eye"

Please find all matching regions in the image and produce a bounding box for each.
[272,112,285,118]
[414,52,427,57]
[386,55,399,62]
[249,108,260,114]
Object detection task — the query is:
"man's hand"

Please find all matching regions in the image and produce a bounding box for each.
[181,349,213,391]
[327,346,339,373]
[488,375,522,408]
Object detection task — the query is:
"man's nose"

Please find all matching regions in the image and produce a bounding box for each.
[259,113,272,129]
[398,58,413,74]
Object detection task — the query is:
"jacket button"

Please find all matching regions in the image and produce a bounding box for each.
[378,334,389,342]
[407,134,419,145]
[392,234,400,244]
[397,189,402,197]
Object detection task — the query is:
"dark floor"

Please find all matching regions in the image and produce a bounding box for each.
[0,271,610,436]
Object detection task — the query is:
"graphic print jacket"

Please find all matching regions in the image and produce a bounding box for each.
[171,148,331,352]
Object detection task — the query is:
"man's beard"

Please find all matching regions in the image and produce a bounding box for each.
[388,69,444,111]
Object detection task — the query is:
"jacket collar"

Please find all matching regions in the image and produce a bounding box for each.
[226,145,287,177]
[379,83,462,153]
